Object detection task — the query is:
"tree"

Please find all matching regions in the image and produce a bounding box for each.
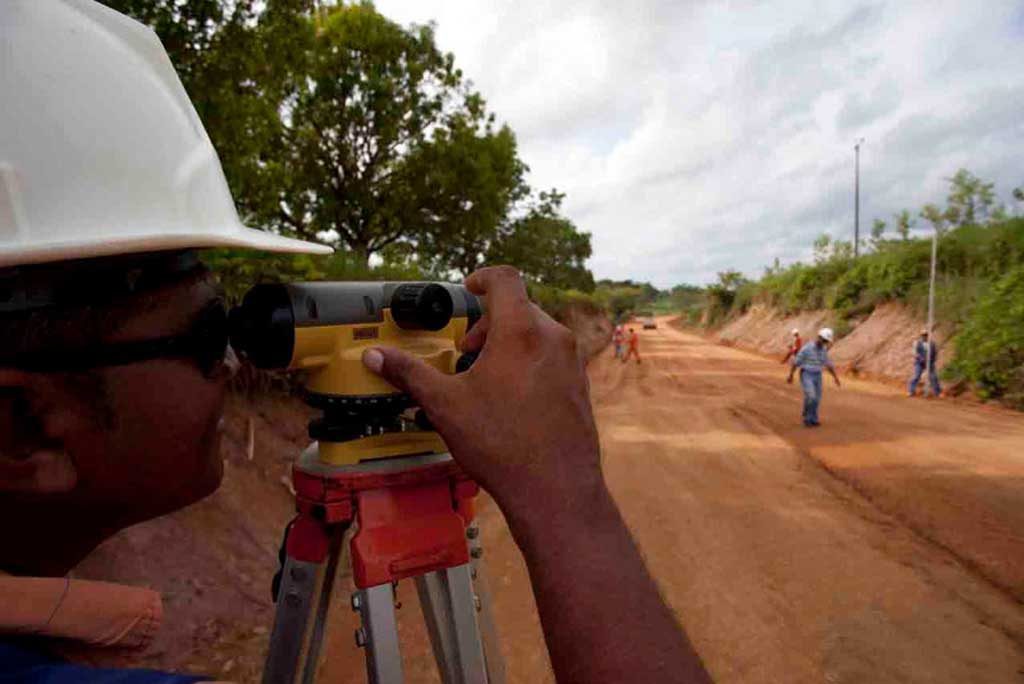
[487,191,594,291]
[945,169,996,227]
[813,233,832,263]
[1012,186,1024,215]
[920,204,947,234]
[595,285,645,322]
[272,3,525,264]
[870,219,886,250]
[411,115,529,275]
[102,0,316,227]
[893,209,915,240]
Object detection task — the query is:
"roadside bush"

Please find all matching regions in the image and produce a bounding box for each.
[945,265,1024,407]
[529,282,604,323]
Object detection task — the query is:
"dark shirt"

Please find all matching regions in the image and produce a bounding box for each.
[0,639,206,684]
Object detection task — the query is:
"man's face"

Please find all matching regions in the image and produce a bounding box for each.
[3,274,230,530]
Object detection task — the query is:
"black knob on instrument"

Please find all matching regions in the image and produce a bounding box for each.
[390,283,454,331]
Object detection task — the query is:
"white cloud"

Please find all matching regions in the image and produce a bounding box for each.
[375,0,1024,287]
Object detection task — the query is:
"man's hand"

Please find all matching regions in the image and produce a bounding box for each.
[362,266,712,684]
[361,265,601,529]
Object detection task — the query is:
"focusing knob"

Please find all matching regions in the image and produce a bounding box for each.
[390,284,453,331]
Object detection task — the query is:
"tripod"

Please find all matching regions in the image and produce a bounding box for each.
[262,427,505,684]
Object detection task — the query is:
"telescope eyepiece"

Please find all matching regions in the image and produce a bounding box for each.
[228,284,295,369]
[390,283,454,331]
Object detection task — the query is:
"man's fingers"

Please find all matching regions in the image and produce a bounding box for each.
[362,347,453,411]
[461,313,490,353]
[465,266,530,321]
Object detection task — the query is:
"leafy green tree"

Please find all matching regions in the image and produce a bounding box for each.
[813,233,832,263]
[487,191,594,291]
[920,204,947,234]
[269,4,475,263]
[870,219,886,251]
[894,209,915,240]
[871,219,886,240]
[411,115,529,275]
[595,285,645,322]
[945,169,996,227]
[102,0,315,227]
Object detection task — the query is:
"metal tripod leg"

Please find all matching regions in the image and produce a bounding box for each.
[467,525,505,684]
[353,583,404,684]
[263,524,346,684]
[415,564,489,684]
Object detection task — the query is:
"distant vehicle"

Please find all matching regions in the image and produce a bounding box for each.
[642,317,657,330]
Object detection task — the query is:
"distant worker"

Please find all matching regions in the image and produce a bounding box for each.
[612,324,625,359]
[787,327,841,427]
[908,329,942,397]
[781,328,803,364]
[623,327,641,364]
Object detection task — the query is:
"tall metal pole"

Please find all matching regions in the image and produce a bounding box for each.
[854,138,864,258]
[925,227,938,397]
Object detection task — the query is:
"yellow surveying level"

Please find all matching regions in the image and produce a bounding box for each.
[229,282,503,684]
[229,282,481,465]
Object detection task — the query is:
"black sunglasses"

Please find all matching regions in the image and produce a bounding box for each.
[7,300,229,378]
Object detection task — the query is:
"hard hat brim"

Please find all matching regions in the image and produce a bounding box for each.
[0,225,333,269]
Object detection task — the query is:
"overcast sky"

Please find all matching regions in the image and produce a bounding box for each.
[374,0,1024,287]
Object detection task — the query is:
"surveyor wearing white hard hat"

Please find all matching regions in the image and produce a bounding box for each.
[787,327,841,427]
[780,327,804,364]
[0,2,709,682]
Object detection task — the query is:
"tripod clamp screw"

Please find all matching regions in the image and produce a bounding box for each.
[351,593,362,612]
[354,627,367,648]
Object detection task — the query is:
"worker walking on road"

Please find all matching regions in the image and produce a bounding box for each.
[787,328,841,427]
[612,324,625,359]
[908,329,942,397]
[781,328,803,364]
[623,327,641,364]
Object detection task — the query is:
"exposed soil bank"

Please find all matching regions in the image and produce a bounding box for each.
[714,303,951,386]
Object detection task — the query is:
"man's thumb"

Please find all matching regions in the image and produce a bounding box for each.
[362,347,450,409]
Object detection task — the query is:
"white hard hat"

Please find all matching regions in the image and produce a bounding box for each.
[818,327,835,343]
[791,328,800,336]
[0,0,331,269]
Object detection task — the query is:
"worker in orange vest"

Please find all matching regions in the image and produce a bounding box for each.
[623,327,641,364]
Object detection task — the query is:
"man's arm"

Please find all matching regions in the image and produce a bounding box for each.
[826,361,841,387]
[362,266,713,684]
[787,348,802,383]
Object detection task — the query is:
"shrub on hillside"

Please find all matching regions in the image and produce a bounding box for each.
[946,265,1024,407]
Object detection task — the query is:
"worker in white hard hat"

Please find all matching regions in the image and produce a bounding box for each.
[0,3,710,683]
[787,327,841,427]
[780,327,803,364]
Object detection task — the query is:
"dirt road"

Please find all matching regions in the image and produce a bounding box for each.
[318,318,1024,683]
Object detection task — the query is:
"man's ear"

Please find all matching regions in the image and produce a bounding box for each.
[0,370,78,494]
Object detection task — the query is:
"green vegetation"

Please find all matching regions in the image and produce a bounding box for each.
[946,266,1024,407]
[690,170,1024,407]
[105,0,594,308]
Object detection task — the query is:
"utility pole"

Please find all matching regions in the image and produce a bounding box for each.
[854,138,864,258]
